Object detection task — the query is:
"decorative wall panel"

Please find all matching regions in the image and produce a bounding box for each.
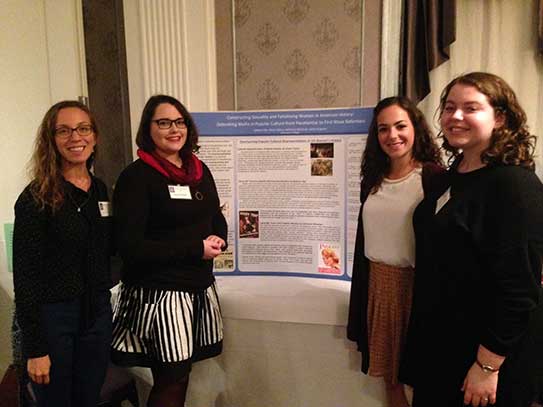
[234,0,363,110]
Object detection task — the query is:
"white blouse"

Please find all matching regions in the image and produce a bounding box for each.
[362,168,423,268]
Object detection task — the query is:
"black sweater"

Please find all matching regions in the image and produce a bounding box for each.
[113,159,227,291]
[13,177,113,358]
[400,163,543,404]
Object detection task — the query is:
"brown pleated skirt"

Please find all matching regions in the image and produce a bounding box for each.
[367,261,414,384]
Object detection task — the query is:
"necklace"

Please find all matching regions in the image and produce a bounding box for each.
[67,182,93,213]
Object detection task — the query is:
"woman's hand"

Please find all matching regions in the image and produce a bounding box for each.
[27,355,51,385]
[461,363,498,406]
[206,235,226,249]
[202,235,224,259]
[462,345,504,405]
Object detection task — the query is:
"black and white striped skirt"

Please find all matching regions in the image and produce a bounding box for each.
[111,283,223,369]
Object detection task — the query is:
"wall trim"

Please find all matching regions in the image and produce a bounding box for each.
[380,0,402,98]
[205,0,218,110]
[75,0,88,98]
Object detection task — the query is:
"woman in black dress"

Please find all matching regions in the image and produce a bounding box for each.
[401,72,543,407]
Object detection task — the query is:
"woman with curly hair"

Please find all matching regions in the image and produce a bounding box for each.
[347,96,444,407]
[13,101,113,406]
[401,72,543,407]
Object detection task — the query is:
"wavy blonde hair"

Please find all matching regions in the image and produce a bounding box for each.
[439,72,535,169]
[28,100,98,212]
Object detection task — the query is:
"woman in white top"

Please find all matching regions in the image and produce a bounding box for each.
[347,96,444,407]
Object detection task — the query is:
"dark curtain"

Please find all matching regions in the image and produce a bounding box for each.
[82,0,133,197]
[400,0,456,103]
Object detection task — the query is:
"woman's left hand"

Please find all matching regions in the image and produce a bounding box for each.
[206,235,226,249]
[461,363,498,406]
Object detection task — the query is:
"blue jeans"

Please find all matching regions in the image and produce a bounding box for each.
[32,291,112,407]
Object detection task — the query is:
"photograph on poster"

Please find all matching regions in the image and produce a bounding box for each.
[311,158,333,176]
[310,142,334,158]
[318,243,341,275]
[239,211,260,238]
[213,248,235,271]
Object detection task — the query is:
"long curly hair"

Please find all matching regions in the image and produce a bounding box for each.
[29,100,98,212]
[135,94,200,161]
[438,72,535,169]
[360,96,443,200]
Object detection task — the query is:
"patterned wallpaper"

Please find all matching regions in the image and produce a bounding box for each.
[234,0,363,110]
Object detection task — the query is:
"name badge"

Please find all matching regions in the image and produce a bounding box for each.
[98,201,112,217]
[435,188,451,214]
[168,185,192,200]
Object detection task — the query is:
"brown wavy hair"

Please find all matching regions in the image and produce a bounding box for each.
[135,95,200,160]
[360,96,443,200]
[438,72,535,169]
[29,100,98,212]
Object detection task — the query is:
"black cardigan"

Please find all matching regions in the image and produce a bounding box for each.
[13,177,113,358]
[113,159,227,291]
[400,163,543,405]
[346,162,445,373]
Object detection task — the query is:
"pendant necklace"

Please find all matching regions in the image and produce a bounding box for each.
[68,182,93,213]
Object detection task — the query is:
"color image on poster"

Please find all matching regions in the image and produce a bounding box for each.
[318,243,341,275]
[239,211,259,238]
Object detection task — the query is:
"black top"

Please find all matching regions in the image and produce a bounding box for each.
[347,162,445,373]
[400,163,543,405]
[13,177,113,358]
[113,159,227,291]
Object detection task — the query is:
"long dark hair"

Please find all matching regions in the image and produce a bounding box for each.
[438,72,535,169]
[29,100,98,212]
[135,95,200,161]
[360,96,443,200]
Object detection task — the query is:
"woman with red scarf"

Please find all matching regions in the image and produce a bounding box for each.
[110,95,227,407]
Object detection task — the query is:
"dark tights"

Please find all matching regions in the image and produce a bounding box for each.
[147,368,189,407]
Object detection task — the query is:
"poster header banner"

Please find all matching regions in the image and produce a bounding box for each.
[192,107,372,136]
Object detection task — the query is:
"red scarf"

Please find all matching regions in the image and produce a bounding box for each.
[137,149,203,186]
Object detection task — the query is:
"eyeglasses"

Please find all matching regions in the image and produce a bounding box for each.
[153,118,187,130]
[54,124,94,138]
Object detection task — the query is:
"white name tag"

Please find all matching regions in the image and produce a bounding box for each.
[98,201,112,217]
[168,185,192,200]
[435,188,451,214]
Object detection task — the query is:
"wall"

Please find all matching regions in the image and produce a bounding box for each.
[0,0,85,270]
[233,0,364,110]
[0,0,85,376]
[215,0,381,110]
